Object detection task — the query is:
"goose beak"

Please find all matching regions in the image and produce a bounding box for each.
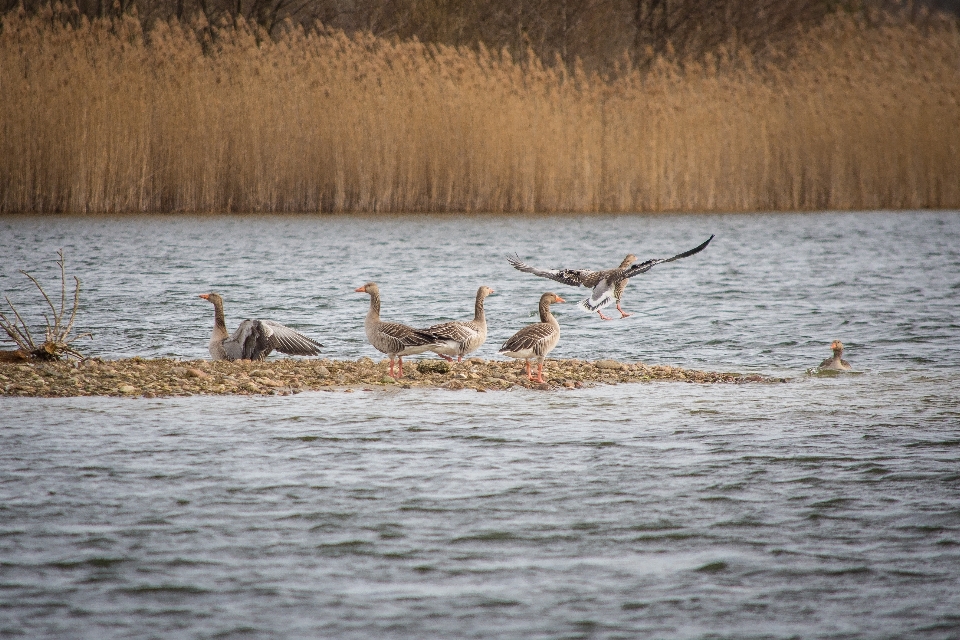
[199,294,210,300]
[354,286,366,293]
[555,295,566,303]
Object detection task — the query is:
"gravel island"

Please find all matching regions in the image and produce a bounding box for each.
[0,357,782,397]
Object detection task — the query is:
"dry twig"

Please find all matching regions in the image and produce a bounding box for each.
[0,250,91,360]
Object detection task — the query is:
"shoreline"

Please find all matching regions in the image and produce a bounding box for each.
[0,357,783,398]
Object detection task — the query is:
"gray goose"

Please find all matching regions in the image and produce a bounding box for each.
[498,292,564,383]
[507,235,714,320]
[355,282,440,378]
[199,292,322,361]
[819,340,853,371]
[426,285,494,363]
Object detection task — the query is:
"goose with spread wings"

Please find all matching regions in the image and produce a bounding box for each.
[199,292,323,361]
[507,235,714,320]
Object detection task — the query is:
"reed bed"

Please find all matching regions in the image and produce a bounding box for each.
[1,8,958,213]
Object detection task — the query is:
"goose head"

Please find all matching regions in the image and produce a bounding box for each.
[354,282,379,295]
[199,292,223,306]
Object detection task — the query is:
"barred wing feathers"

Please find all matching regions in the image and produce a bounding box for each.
[260,320,323,356]
[578,235,714,313]
[499,322,559,357]
[506,254,602,288]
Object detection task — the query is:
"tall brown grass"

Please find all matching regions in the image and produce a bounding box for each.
[1,7,958,213]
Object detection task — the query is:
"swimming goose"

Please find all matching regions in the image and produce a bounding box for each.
[507,235,714,320]
[819,340,852,370]
[426,286,494,363]
[199,292,322,361]
[355,282,440,378]
[498,292,564,383]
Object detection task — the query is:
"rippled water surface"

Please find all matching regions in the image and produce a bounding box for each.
[2,211,960,639]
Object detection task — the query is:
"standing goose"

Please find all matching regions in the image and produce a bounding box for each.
[819,340,853,371]
[355,282,440,378]
[507,235,714,320]
[199,292,322,361]
[498,292,565,383]
[426,286,494,363]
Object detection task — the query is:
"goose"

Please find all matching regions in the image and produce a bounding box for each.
[498,292,564,383]
[355,282,441,378]
[507,235,714,320]
[426,286,494,363]
[819,340,853,370]
[198,292,322,361]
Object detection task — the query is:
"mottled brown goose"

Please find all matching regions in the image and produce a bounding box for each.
[508,235,714,320]
[819,340,853,371]
[498,292,564,383]
[199,292,322,361]
[355,282,441,378]
[426,286,494,363]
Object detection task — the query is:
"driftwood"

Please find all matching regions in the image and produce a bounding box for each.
[0,249,91,360]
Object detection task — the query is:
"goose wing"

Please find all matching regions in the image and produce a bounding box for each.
[225,319,274,360]
[620,235,714,280]
[578,235,714,313]
[499,322,557,356]
[261,320,323,356]
[426,320,480,345]
[376,321,440,353]
[507,254,600,288]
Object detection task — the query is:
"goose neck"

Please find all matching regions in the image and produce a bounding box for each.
[474,292,486,323]
[538,300,556,324]
[367,289,381,321]
[211,300,228,336]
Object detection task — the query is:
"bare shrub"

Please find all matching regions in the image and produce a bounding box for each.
[1,250,91,360]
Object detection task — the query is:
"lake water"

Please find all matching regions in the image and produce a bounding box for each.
[1,211,959,638]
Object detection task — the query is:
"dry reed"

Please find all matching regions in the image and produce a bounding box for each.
[1,7,958,213]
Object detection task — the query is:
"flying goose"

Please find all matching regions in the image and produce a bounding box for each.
[498,292,564,383]
[199,292,322,361]
[507,235,714,320]
[355,282,441,378]
[426,286,494,363]
[819,340,853,370]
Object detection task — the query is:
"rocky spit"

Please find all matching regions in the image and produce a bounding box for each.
[0,357,783,398]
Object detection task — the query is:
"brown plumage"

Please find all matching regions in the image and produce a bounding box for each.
[507,254,635,320]
[819,340,853,370]
[498,292,564,383]
[507,235,714,320]
[198,292,322,361]
[426,286,494,362]
[355,282,440,378]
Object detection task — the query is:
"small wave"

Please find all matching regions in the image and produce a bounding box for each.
[120,584,210,595]
[696,560,728,573]
[315,540,375,556]
[905,439,960,448]
[809,497,854,509]
[49,556,128,570]
[451,531,519,543]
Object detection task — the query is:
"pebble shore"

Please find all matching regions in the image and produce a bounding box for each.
[0,357,783,397]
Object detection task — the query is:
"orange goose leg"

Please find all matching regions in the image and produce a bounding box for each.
[398,356,404,378]
[524,359,533,380]
[616,303,631,318]
[536,361,545,383]
[597,309,613,321]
